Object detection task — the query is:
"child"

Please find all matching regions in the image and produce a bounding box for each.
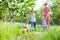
[42,16,47,31]
[30,11,36,31]
[23,27,28,33]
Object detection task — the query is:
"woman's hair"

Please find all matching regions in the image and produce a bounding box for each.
[44,3,48,6]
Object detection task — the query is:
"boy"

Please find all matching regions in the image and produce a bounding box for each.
[30,11,36,31]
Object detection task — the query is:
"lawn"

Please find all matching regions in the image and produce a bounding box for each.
[0,21,60,40]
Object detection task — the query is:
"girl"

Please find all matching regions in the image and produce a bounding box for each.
[42,16,47,31]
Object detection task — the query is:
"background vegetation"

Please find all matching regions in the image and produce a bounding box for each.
[0,0,60,25]
[0,0,60,40]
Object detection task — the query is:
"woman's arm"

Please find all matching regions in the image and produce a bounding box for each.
[48,7,51,15]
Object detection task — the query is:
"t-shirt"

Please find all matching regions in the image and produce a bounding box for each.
[30,13,36,22]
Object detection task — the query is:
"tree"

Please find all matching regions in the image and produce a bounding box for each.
[51,0,60,24]
[0,0,35,22]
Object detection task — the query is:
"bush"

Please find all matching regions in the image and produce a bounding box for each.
[42,27,60,40]
[0,22,23,40]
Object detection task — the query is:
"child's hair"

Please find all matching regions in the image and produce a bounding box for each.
[23,26,28,33]
[23,27,27,29]
[31,10,35,13]
[42,16,45,20]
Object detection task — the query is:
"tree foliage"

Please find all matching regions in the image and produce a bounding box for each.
[0,0,35,22]
[51,0,60,24]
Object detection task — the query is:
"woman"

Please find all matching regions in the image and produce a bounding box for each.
[43,3,50,30]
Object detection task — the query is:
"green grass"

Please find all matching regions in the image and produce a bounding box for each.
[0,21,60,40]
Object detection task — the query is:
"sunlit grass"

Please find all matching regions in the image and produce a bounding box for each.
[0,22,60,40]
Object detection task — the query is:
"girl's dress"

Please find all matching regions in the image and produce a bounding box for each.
[42,19,47,27]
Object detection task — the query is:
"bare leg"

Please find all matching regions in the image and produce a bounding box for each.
[47,22,50,30]
[43,27,47,31]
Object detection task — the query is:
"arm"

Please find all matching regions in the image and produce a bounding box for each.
[48,7,51,15]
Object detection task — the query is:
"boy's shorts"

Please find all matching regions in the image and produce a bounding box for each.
[31,22,36,28]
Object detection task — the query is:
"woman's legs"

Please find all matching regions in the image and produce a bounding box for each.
[46,16,50,30]
[47,22,50,29]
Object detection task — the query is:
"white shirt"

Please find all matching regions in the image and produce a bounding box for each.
[30,13,36,22]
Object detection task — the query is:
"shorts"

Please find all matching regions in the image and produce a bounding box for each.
[31,22,36,28]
